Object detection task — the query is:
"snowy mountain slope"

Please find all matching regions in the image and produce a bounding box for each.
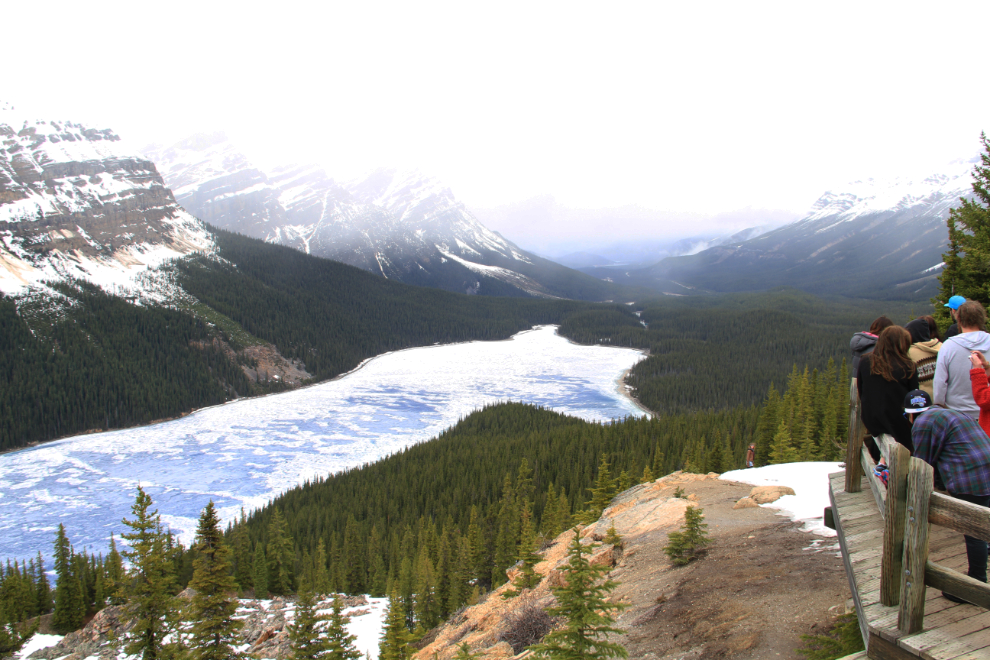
[0,103,212,297]
[144,135,620,300]
[610,163,975,300]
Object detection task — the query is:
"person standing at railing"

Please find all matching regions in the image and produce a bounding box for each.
[858,326,919,456]
[906,389,990,604]
[851,315,894,375]
[969,351,990,437]
[907,317,942,397]
[934,301,990,421]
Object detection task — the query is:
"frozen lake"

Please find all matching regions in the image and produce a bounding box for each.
[0,325,646,562]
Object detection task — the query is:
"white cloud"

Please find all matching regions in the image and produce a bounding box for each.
[5,0,988,223]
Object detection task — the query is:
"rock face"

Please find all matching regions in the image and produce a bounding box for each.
[28,594,372,660]
[142,134,614,300]
[747,485,796,504]
[416,470,850,660]
[0,103,212,297]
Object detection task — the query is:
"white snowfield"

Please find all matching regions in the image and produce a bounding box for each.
[721,461,843,537]
[0,325,647,565]
[802,163,973,227]
[0,105,214,297]
[13,596,391,660]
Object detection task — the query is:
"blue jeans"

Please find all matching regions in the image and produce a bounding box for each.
[952,493,990,582]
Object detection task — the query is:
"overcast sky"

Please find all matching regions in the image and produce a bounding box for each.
[5,1,989,249]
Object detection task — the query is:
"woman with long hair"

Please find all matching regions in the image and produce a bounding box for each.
[857,325,919,454]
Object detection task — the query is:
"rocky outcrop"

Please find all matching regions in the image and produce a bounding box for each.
[0,109,212,297]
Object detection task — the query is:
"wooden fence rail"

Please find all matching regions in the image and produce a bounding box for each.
[837,382,990,653]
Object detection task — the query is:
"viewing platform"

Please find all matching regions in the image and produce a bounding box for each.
[830,382,990,659]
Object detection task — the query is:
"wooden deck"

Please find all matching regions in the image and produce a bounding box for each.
[830,471,990,659]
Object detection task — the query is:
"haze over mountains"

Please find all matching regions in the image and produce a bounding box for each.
[579,162,975,300]
[143,133,622,301]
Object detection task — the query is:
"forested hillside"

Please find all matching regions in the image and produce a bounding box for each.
[0,229,621,452]
[558,288,915,413]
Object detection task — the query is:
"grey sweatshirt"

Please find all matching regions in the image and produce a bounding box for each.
[933,330,990,419]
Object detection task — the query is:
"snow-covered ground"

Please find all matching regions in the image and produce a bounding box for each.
[0,325,646,563]
[721,462,843,537]
[11,597,391,660]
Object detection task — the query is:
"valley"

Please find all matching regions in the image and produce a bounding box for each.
[0,325,646,565]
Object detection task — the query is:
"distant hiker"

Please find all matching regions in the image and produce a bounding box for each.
[906,317,942,397]
[850,316,894,375]
[970,350,990,437]
[944,295,966,340]
[934,301,990,421]
[745,443,756,468]
[858,326,919,456]
[905,389,990,603]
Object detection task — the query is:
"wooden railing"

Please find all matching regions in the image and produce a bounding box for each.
[843,384,990,635]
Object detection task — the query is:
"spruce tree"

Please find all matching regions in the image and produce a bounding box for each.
[412,548,438,630]
[253,544,268,599]
[325,595,361,660]
[502,502,542,598]
[188,501,242,660]
[121,486,176,660]
[935,132,990,320]
[288,589,328,660]
[378,589,411,660]
[105,534,125,606]
[663,506,710,566]
[52,524,83,633]
[35,552,52,615]
[528,534,627,659]
[313,538,333,596]
[770,419,799,464]
[231,511,253,593]
[580,454,617,524]
[0,599,37,660]
[266,508,293,596]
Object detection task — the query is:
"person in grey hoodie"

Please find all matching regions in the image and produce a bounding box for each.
[934,301,990,420]
[851,316,894,375]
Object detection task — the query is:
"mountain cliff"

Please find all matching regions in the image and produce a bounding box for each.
[143,134,622,300]
[0,103,212,298]
[597,164,974,300]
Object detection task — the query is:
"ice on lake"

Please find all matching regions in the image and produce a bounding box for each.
[0,325,646,561]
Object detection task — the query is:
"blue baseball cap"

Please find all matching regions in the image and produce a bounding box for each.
[945,295,966,310]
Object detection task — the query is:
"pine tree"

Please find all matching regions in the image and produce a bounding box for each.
[0,599,37,660]
[35,552,52,615]
[502,502,542,598]
[105,534,125,606]
[253,544,268,599]
[528,534,627,659]
[288,589,327,660]
[640,464,654,484]
[412,548,438,630]
[603,523,622,547]
[707,430,725,473]
[770,419,799,464]
[266,509,293,596]
[121,486,176,660]
[52,524,83,633]
[935,132,990,319]
[580,455,616,524]
[231,511,253,593]
[325,595,361,660]
[492,474,518,587]
[313,538,332,596]
[378,589,411,660]
[541,484,559,539]
[366,528,386,597]
[342,517,366,595]
[663,506,710,566]
[188,501,242,660]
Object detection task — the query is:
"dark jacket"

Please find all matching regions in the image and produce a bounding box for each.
[857,354,919,452]
[946,323,960,340]
[850,332,879,375]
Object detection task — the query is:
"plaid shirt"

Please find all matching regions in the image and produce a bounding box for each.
[912,408,990,496]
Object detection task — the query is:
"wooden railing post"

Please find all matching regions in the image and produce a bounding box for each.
[881,439,911,606]
[845,379,865,493]
[899,457,934,634]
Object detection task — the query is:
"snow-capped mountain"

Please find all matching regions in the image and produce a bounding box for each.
[144,135,617,300]
[629,163,976,299]
[0,103,212,297]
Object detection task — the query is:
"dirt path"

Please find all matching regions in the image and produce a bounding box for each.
[611,476,850,659]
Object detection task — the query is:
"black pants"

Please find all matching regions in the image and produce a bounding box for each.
[953,493,990,582]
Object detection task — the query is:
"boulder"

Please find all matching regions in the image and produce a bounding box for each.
[749,486,796,504]
[733,497,759,509]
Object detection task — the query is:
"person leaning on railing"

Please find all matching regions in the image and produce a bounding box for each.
[933,300,990,421]
[858,325,919,458]
[905,389,990,604]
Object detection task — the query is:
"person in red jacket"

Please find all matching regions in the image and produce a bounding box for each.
[969,351,990,436]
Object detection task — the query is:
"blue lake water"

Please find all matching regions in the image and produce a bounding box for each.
[0,325,646,562]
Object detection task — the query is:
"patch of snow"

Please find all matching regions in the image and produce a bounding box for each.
[12,633,63,660]
[721,462,842,537]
